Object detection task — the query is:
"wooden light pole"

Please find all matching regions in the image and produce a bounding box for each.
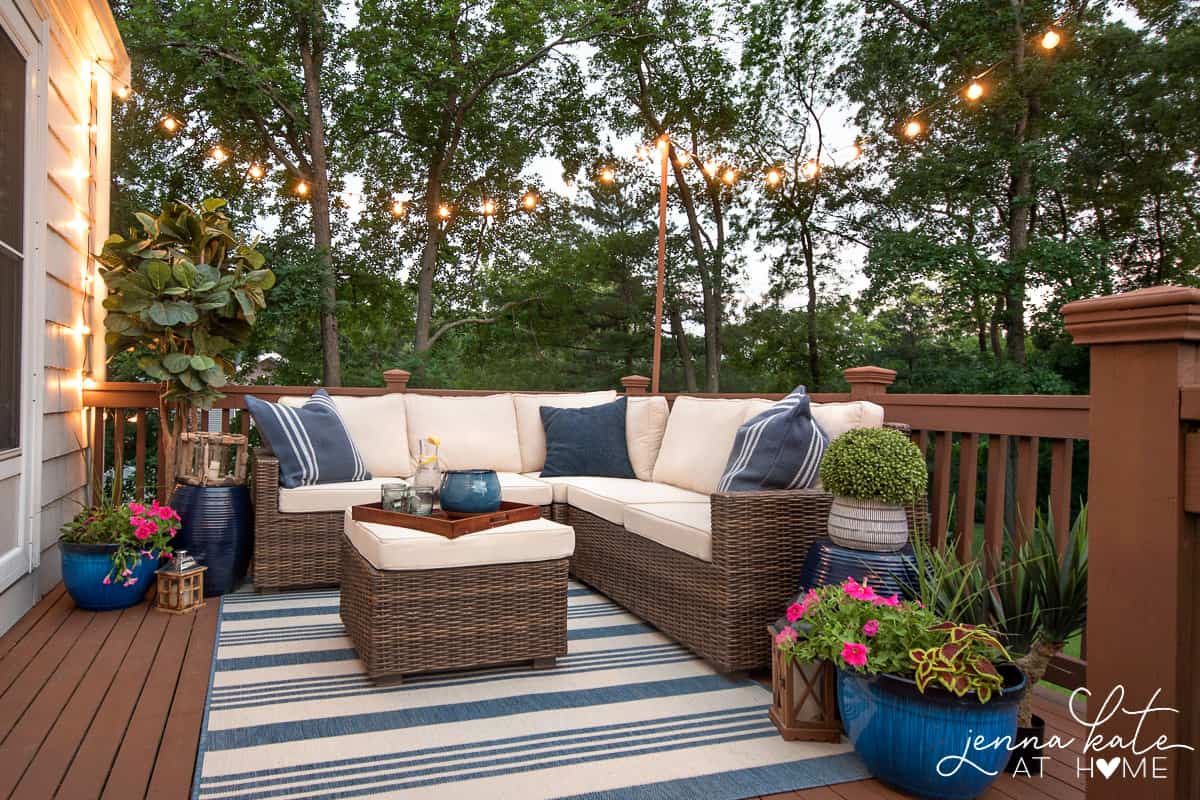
[652,135,669,393]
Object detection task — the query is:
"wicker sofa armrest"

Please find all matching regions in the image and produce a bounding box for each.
[252,449,281,514]
[709,488,832,576]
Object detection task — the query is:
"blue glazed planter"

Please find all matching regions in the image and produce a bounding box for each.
[61,543,158,610]
[798,537,919,598]
[838,665,1026,799]
[439,469,502,514]
[171,483,253,596]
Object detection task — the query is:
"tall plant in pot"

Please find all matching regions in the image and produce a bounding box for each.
[777,579,1025,799]
[98,198,273,496]
[819,427,928,551]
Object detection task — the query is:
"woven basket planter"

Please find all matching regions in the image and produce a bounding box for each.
[827,497,910,552]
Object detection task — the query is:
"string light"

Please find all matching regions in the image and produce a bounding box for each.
[209,145,228,163]
[114,85,131,101]
[903,119,923,139]
[703,160,718,177]
[965,81,985,101]
[675,152,690,168]
[74,324,91,336]
[1041,29,1061,50]
[82,376,97,391]
[481,198,497,216]
[521,191,539,211]
[160,115,180,134]
[390,199,408,217]
[847,142,863,161]
[599,166,615,184]
[636,145,649,162]
[801,160,820,180]
[247,163,265,180]
[295,180,310,197]
[765,168,782,187]
[721,167,737,185]
[437,204,452,219]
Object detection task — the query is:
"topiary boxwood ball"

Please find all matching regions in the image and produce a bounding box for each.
[819,427,928,506]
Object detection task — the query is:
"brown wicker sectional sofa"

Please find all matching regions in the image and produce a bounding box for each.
[250,388,903,671]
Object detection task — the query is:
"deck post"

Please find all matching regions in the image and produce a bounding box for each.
[620,375,650,395]
[383,369,411,393]
[843,366,896,401]
[1063,286,1200,800]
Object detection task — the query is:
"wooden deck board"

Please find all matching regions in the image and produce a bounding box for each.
[0,584,1084,800]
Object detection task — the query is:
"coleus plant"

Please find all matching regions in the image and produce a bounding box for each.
[910,622,1012,703]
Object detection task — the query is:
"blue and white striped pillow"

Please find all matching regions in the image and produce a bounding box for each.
[717,386,828,492]
[246,390,370,489]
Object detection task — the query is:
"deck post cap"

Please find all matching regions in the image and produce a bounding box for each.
[1062,285,1200,345]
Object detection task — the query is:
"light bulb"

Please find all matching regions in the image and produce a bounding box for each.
[848,142,863,160]
[802,160,820,180]
[903,119,923,139]
[75,324,90,336]
[521,191,539,210]
[722,168,737,185]
[82,376,97,390]
[209,146,228,163]
[390,199,407,217]
[1041,29,1061,50]
[437,204,451,219]
[481,199,496,216]
[599,167,615,184]
[160,116,179,133]
[965,81,984,101]
[115,85,131,100]
[675,153,689,168]
[295,180,310,196]
[656,135,669,150]
[636,146,649,162]
[247,163,265,180]
[703,160,718,177]
[765,168,782,186]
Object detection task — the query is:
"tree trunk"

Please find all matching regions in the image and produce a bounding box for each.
[669,305,698,392]
[1015,640,1060,727]
[802,226,820,389]
[298,26,341,386]
[1004,0,1035,366]
[415,142,451,353]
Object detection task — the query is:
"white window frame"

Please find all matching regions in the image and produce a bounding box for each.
[0,0,47,592]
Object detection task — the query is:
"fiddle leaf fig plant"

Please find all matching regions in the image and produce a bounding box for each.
[99,198,273,492]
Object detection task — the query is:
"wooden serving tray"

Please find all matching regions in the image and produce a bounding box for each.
[350,501,542,539]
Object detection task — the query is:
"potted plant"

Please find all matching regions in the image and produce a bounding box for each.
[60,500,180,610]
[819,427,928,551]
[99,199,272,594]
[776,579,1025,799]
[913,506,1088,771]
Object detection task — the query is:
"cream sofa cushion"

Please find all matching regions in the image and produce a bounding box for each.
[405,393,522,473]
[513,390,618,473]
[280,393,411,478]
[497,472,555,506]
[626,396,669,481]
[345,511,574,571]
[624,502,712,562]
[652,397,768,495]
[526,473,571,504]
[551,476,707,525]
[279,472,551,513]
[811,401,885,440]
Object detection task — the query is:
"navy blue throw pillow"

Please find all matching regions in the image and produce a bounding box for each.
[246,389,370,489]
[718,386,828,492]
[540,398,636,479]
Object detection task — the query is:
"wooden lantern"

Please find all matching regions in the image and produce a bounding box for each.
[155,566,207,614]
[177,431,249,487]
[768,624,842,742]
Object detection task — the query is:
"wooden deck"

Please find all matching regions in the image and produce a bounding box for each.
[0,585,1083,800]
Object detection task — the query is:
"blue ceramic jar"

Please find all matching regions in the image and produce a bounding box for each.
[439,469,502,513]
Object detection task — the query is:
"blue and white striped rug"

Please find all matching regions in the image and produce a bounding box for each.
[192,581,867,799]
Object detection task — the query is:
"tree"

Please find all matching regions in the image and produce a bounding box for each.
[114,0,345,384]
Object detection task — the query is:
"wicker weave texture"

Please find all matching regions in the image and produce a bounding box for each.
[340,536,569,680]
[252,450,551,591]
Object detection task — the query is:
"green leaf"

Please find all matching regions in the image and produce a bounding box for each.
[146,301,171,326]
[233,289,257,324]
[172,261,197,288]
[104,313,137,333]
[137,356,169,381]
[164,301,199,325]
[135,212,159,236]
[189,355,216,371]
[243,269,275,290]
[163,352,192,373]
[239,247,266,269]
[201,198,227,212]
[144,260,172,291]
[200,365,227,387]
[162,286,188,296]
[178,370,204,391]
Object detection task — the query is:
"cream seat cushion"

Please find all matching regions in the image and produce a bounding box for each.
[513,390,617,473]
[626,396,669,481]
[344,511,575,571]
[280,393,412,478]
[549,476,707,525]
[624,502,712,562]
[280,473,553,513]
[405,393,522,473]
[652,397,768,495]
[526,473,571,504]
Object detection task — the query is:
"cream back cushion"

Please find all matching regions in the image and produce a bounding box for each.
[405,393,522,473]
[811,401,885,440]
[513,390,618,473]
[280,393,412,477]
[652,397,767,495]
[626,396,669,481]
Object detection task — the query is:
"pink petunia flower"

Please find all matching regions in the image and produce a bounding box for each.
[863,619,880,637]
[102,576,111,585]
[126,577,138,586]
[842,579,878,602]
[775,627,798,645]
[872,594,901,608]
[129,502,144,515]
[122,568,132,577]
[157,506,174,520]
[841,641,869,668]
[786,602,807,622]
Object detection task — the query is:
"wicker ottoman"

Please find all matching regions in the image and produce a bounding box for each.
[340,511,575,681]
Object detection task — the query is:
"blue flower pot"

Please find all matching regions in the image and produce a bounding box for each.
[171,483,253,596]
[838,665,1026,799]
[439,469,502,514]
[60,542,158,610]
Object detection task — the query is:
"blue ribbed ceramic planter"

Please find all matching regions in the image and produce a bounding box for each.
[439,469,502,513]
[171,483,253,596]
[838,665,1026,799]
[798,537,919,598]
[61,543,157,610]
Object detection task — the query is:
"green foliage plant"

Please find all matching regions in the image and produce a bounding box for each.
[775,579,1011,704]
[818,427,928,505]
[99,199,273,490]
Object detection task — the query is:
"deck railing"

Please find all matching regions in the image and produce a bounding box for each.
[82,365,1092,691]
